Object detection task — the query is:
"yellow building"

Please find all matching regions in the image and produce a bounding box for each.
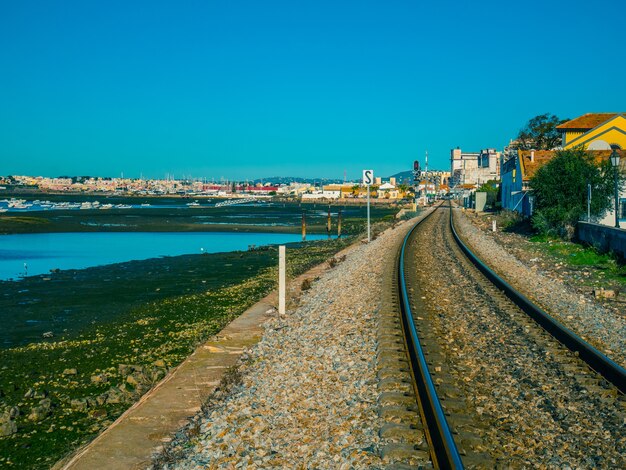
[557,113,626,150]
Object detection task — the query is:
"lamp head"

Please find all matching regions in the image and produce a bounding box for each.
[610,149,620,168]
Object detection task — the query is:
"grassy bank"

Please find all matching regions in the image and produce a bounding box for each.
[472,211,626,291]
[0,238,354,468]
[528,234,626,286]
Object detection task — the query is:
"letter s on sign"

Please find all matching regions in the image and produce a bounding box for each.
[362,170,374,185]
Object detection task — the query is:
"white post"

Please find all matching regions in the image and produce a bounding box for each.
[492,220,497,232]
[587,184,591,222]
[278,245,286,315]
[367,184,371,242]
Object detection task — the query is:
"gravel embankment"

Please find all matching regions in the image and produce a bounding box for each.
[454,209,626,368]
[162,220,415,469]
[412,209,625,467]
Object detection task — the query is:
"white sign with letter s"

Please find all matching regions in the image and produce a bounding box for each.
[362,169,374,185]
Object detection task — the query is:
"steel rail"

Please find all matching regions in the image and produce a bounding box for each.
[449,206,626,394]
[398,205,465,470]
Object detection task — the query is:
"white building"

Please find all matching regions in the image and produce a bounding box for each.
[301,190,340,200]
[377,182,399,199]
[450,148,500,187]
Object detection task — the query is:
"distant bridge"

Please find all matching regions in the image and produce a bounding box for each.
[214,197,259,208]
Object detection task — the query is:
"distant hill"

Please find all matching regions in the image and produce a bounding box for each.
[252,176,349,185]
[386,170,413,184]
[254,169,420,186]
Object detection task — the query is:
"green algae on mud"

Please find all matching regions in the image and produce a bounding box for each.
[0,237,354,469]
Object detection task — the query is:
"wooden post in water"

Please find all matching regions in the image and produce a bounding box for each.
[327,206,331,238]
[337,208,342,238]
[301,212,306,241]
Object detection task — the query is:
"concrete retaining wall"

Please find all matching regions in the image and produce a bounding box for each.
[576,221,626,259]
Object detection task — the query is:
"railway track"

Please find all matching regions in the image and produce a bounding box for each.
[384,204,626,468]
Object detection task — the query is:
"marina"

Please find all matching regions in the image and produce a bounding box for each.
[0,198,241,212]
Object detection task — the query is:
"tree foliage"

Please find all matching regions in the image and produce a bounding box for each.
[477,180,499,193]
[529,148,618,238]
[516,113,568,150]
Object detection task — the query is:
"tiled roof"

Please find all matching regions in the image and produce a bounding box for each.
[584,149,626,169]
[519,149,625,180]
[519,150,557,180]
[556,113,624,130]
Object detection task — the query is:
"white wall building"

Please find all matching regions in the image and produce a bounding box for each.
[450,148,500,187]
[301,190,340,200]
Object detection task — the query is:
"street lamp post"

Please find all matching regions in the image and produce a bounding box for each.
[610,149,620,228]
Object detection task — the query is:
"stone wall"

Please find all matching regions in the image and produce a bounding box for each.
[576,221,626,260]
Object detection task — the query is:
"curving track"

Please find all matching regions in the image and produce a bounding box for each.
[395,205,626,468]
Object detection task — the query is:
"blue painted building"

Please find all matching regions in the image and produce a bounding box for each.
[500,150,555,217]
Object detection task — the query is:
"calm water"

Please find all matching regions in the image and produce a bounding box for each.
[0,232,326,281]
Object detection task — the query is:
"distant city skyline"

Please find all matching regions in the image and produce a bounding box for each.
[1,1,625,180]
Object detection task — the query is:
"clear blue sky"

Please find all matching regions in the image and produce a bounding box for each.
[1,0,625,180]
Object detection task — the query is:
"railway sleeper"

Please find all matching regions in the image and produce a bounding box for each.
[436,384,464,399]
[379,332,402,343]
[380,423,427,449]
[377,348,406,365]
[379,310,401,321]
[378,391,418,408]
[379,405,422,426]
[438,397,468,413]
[377,367,411,382]
[380,443,431,468]
[378,326,402,339]
[377,329,403,341]
[379,377,413,394]
[445,412,481,430]
[379,320,402,331]
[377,342,404,353]
[378,355,409,369]
[461,452,495,469]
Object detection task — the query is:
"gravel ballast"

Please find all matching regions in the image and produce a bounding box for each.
[454,209,626,368]
[161,219,417,469]
[410,208,625,467]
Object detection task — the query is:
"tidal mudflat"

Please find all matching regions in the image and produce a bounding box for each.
[0,238,353,469]
[0,200,398,235]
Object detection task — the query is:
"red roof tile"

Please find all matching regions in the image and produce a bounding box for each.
[519,149,625,180]
[519,150,556,180]
[556,113,624,130]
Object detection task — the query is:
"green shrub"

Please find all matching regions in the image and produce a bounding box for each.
[530,148,619,239]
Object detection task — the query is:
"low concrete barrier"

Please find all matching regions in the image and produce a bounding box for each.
[576,221,626,260]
